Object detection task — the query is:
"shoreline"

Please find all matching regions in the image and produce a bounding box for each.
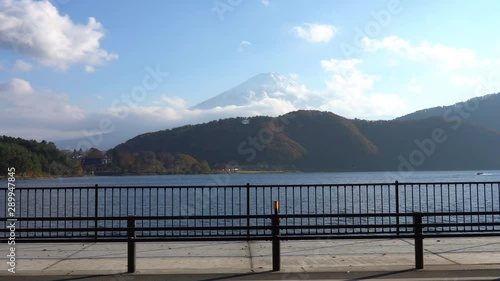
[0,170,296,180]
[1,169,496,181]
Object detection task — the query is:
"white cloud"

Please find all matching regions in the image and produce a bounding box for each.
[0,62,5,70]
[96,95,104,100]
[283,83,311,102]
[319,92,407,120]
[362,36,486,70]
[85,65,95,73]
[449,74,494,90]
[261,0,270,6]
[450,70,500,89]
[450,76,475,87]
[0,0,117,71]
[407,77,422,94]
[0,78,99,145]
[361,35,500,110]
[209,96,297,116]
[0,78,35,100]
[320,58,362,73]
[319,58,407,118]
[195,96,296,119]
[1,127,94,143]
[447,72,500,102]
[12,59,32,72]
[161,95,188,108]
[362,36,410,53]
[0,78,85,125]
[238,40,251,52]
[291,23,337,43]
[320,58,376,95]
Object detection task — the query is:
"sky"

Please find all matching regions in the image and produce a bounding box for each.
[1,0,500,150]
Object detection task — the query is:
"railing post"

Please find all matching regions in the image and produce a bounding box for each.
[395,181,400,237]
[127,216,136,273]
[413,212,424,269]
[272,200,280,272]
[246,183,250,239]
[94,184,99,241]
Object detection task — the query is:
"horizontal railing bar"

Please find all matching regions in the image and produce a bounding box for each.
[4,223,499,236]
[279,234,413,240]
[397,181,500,186]
[5,211,500,221]
[279,224,408,229]
[423,230,500,235]
[2,184,282,190]
[2,226,273,232]
[418,211,500,216]
[423,222,500,228]
[421,233,500,238]
[0,215,274,221]
[3,212,500,223]
[4,232,500,244]
[5,226,499,234]
[4,223,499,234]
[278,212,500,219]
[279,214,409,218]
[257,222,499,230]
[0,236,274,243]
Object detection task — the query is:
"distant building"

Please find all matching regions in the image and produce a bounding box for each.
[213,163,239,172]
[70,150,83,160]
[81,157,109,166]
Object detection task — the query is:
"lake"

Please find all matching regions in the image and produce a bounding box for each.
[2,170,500,238]
[4,170,500,188]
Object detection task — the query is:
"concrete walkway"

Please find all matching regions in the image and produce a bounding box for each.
[1,237,500,279]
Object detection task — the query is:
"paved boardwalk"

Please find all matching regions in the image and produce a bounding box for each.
[1,237,500,280]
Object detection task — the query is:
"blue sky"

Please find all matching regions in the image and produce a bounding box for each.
[1,0,500,149]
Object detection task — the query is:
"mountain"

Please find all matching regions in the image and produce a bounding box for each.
[278,111,380,171]
[114,114,307,170]
[193,72,306,109]
[112,110,500,172]
[395,93,500,132]
[355,117,500,171]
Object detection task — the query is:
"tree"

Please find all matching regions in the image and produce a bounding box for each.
[174,154,199,173]
[0,136,82,177]
[86,148,104,158]
[191,161,211,174]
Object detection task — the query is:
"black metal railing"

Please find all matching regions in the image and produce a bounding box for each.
[1,181,499,238]
[1,210,499,271]
[4,211,499,241]
[1,181,500,272]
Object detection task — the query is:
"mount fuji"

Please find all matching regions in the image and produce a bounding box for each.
[193,72,312,110]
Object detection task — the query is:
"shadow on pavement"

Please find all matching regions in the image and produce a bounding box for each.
[345,268,417,280]
[51,275,117,281]
[199,270,273,281]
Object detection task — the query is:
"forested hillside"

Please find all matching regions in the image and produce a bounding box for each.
[114,110,500,172]
[396,93,500,132]
[0,136,83,178]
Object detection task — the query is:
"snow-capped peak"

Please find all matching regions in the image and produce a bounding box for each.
[193,72,305,110]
